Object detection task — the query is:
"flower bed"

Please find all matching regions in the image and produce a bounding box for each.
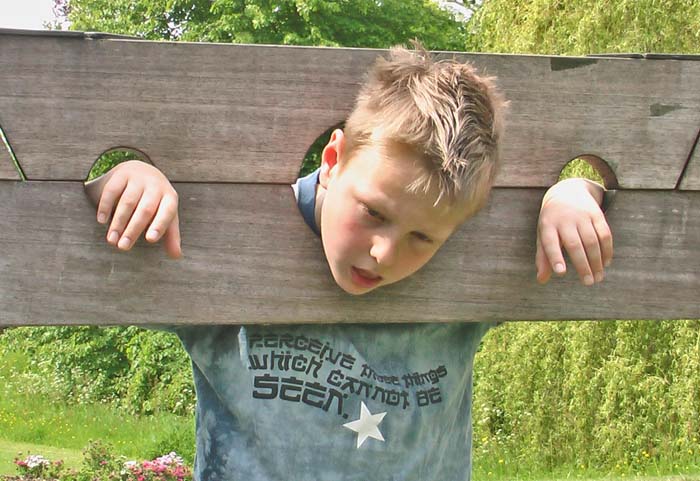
[2,441,192,481]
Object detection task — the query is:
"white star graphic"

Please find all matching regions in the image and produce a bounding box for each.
[343,401,387,448]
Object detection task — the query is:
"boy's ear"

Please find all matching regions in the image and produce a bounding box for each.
[319,129,345,188]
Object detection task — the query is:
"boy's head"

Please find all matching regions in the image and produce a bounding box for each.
[316,44,507,295]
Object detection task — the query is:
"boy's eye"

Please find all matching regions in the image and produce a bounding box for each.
[412,232,433,243]
[363,205,384,221]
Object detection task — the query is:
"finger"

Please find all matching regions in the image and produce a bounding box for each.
[97,174,128,225]
[578,221,604,283]
[536,236,552,284]
[560,226,593,285]
[107,183,143,246]
[593,214,613,268]
[163,211,182,259]
[540,224,567,277]
[144,193,178,243]
[118,191,162,250]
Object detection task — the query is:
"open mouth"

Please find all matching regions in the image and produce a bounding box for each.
[350,266,383,288]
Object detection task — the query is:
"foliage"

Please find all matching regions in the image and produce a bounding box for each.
[560,158,603,183]
[299,125,337,176]
[467,0,700,55]
[121,328,195,416]
[87,149,148,181]
[472,320,700,477]
[0,327,194,416]
[58,0,468,50]
[1,441,191,481]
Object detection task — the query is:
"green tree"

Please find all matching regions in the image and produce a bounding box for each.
[467,0,700,55]
[58,0,468,50]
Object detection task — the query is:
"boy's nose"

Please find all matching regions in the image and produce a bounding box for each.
[370,235,398,267]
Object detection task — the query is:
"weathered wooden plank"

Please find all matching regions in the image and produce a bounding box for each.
[678,127,700,190]
[0,145,19,180]
[1,181,698,325]
[1,31,699,188]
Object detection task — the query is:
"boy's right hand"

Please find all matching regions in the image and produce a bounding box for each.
[87,160,182,259]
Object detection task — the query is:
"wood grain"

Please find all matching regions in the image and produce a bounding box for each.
[678,127,700,190]
[0,114,19,179]
[1,181,698,326]
[2,30,698,328]
[1,31,700,188]
[0,148,19,180]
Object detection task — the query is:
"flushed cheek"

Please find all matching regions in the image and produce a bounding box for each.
[333,217,368,255]
[322,215,363,274]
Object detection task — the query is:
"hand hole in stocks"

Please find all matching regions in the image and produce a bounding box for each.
[558,155,618,189]
[87,147,152,181]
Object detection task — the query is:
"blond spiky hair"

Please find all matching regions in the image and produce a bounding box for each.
[344,43,507,211]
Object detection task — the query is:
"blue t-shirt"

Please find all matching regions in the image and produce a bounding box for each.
[170,169,494,481]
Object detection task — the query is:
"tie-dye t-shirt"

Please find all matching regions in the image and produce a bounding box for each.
[168,169,495,481]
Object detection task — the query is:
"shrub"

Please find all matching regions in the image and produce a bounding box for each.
[0,327,195,415]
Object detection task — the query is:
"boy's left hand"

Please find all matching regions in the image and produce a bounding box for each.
[536,179,612,286]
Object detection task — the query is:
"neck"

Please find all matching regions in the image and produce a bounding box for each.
[314,183,325,233]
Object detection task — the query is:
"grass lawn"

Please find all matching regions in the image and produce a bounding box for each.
[471,458,700,481]
[470,470,700,481]
[0,391,194,461]
[0,439,82,476]
[0,370,195,477]
[556,477,700,481]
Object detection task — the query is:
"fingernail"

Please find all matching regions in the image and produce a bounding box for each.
[584,275,594,286]
[97,213,106,224]
[108,231,119,244]
[604,259,611,267]
[595,272,605,283]
[146,229,158,241]
[554,263,565,274]
[118,236,131,249]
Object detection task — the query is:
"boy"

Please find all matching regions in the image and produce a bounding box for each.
[85,46,611,480]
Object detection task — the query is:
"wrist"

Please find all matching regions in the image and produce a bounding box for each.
[579,178,605,206]
[542,178,605,209]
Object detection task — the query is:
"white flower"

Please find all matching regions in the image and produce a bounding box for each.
[155,452,184,466]
[25,455,50,469]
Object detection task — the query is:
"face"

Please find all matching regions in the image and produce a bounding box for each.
[317,130,472,295]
